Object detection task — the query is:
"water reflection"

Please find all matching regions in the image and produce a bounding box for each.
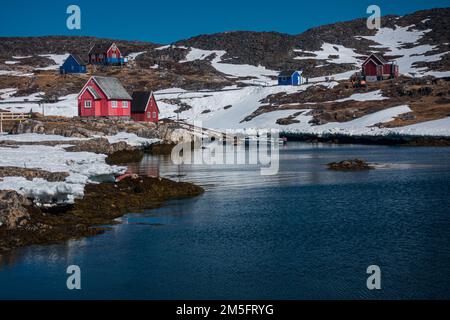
[1,143,450,299]
[0,238,89,271]
[124,142,442,191]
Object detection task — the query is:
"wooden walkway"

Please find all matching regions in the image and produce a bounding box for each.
[177,121,224,137]
[176,121,246,144]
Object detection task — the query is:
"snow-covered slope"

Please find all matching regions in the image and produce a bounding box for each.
[358,25,449,77]
[157,82,336,127]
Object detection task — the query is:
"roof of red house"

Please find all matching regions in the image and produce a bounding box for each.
[87,86,102,100]
[88,43,117,55]
[91,76,132,100]
[131,91,157,113]
[363,53,389,66]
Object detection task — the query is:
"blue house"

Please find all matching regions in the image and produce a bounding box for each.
[278,70,305,86]
[60,54,87,74]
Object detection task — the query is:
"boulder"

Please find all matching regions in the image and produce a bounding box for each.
[327,159,373,170]
[0,190,31,229]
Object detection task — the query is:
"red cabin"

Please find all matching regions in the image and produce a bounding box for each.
[77,76,132,118]
[362,53,399,82]
[131,91,160,123]
[88,42,125,65]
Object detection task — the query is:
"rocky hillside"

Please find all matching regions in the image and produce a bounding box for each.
[0,7,449,136]
[171,7,450,77]
[175,31,299,69]
[1,7,449,97]
[0,36,158,60]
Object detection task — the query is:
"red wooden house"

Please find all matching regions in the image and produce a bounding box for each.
[88,42,125,65]
[131,91,159,123]
[362,53,399,82]
[78,76,132,118]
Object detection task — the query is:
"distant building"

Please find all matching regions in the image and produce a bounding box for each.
[59,54,87,74]
[362,53,399,82]
[278,70,305,86]
[77,76,132,117]
[88,42,126,65]
[131,91,159,123]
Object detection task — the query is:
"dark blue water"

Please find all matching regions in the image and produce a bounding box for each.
[1,143,450,299]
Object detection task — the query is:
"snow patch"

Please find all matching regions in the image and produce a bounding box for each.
[180,48,222,63]
[0,144,126,204]
[0,70,34,77]
[12,55,32,59]
[105,132,161,147]
[294,43,362,66]
[0,94,78,117]
[0,88,18,99]
[335,90,388,102]
[0,133,81,142]
[127,51,146,61]
[180,47,279,84]
[35,53,70,70]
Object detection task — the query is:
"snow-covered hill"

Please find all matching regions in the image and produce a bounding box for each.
[0,7,449,137]
[150,8,450,135]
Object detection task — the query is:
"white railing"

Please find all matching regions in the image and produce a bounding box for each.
[0,112,30,133]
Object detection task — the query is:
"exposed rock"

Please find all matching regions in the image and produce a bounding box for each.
[147,143,176,155]
[10,117,192,144]
[106,149,144,165]
[64,138,135,155]
[0,167,68,182]
[276,115,301,125]
[0,190,32,229]
[327,159,374,170]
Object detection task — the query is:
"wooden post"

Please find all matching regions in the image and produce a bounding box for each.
[0,113,3,133]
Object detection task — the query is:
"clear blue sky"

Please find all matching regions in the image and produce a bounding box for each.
[0,0,448,44]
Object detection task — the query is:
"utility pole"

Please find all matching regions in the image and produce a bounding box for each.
[39,102,45,117]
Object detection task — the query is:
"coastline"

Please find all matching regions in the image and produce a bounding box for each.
[281,132,450,146]
[0,175,204,253]
[0,120,202,253]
